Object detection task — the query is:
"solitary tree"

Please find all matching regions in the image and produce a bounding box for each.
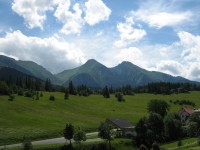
[63,123,74,146]
[69,81,76,95]
[164,113,182,140]
[64,88,69,100]
[98,122,113,150]
[103,86,110,98]
[116,92,125,102]
[148,99,169,117]
[73,129,86,144]
[22,136,32,150]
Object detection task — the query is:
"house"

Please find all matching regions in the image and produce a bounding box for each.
[179,108,195,125]
[106,118,136,137]
[179,107,200,125]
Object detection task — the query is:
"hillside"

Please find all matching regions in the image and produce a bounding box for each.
[56,60,193,88]
[57,59,120,87]
[0,55,197,88]
[17,60,61,85]
[0,55,61,85]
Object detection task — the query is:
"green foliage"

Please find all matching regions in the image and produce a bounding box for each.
[8,94,15,101]
[18,88,24,96]
[103,86,110,98]
[152,142,160,150]
[98,122,115,150]
[63,123,74,145]
[45,79,52,92]
[73,130,86,144]
[64,88,69,100]
[69,81,76,95]
[40,92,43,97]
[177,140,182,147]
[135,113,164,148]
[49,95,55,101]
[116,92,125,102]
[164,113,182,141]
[139,144,148,150]
[35,92,39,100]
[0,81,9,95]
[22,136,33,150]
[147,99,169,117]
[24,90,34,97]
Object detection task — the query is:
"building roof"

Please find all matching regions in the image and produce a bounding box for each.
[183,108,193,115]
[106,118,135,129]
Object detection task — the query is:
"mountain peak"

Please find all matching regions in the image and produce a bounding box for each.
[85,59,99,64]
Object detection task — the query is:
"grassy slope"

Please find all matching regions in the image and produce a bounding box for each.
[0,91,200,145]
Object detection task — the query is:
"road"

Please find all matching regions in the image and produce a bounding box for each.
[0,132,101,149]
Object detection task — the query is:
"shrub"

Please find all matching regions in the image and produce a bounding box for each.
[18,89,24,96]
[22,137,32,150]
[140,144,148,150]
[152,142,160,150]
[49,95,55,101]
[8,94,15,101]
[25,91,33,97]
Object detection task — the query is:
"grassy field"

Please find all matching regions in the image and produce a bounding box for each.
[161,137,197,149]
[0,91,200,145]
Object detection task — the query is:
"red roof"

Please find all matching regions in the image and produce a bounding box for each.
[183,108,193,115]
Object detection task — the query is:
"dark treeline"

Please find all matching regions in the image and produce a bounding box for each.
[134,82,200,94]
[1,74,200,97]
[0,75,44,95]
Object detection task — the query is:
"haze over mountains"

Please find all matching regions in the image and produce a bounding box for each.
[0,55,197,88]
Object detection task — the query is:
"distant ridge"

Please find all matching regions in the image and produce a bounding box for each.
[0,55,198,88]
[56,59,196,88]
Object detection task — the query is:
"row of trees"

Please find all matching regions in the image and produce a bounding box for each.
[135,82,200,94]
[63,122,114,150]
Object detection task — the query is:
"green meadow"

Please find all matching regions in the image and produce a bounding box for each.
[0,91,200,145]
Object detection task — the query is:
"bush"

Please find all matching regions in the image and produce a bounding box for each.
[18,89,24,96]
[49,95,55,101]
[22,137,32,150]
[177,140,182,147]
[40,92,43,97]
[25,91,33,97]
[140,144,148,150]
[152,142,160,150]
[8,94,15,101]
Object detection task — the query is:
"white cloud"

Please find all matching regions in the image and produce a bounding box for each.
[54,1,85,35]
[152,31,200,81]
[115,47,144,66]
[131,0,192,29]
[84,0,111,25]
[156,60,183,76]
[179,31,200,62]
[0,30,86,73]
[12,0,55,30]
[114,17,146,47]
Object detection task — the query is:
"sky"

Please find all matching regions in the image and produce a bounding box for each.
[0,0,200,82]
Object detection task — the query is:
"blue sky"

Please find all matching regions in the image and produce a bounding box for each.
[0,0,200,82]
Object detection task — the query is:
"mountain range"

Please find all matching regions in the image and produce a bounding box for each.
[0,55,197,88]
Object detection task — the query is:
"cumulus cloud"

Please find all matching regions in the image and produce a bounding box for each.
[115,47,144,66]
[153,31,200,81]
[54,1,85,35]
[131,0,192,29]
[84,0,111,25]
[114,17,146,47]
[156,60,183,76]
[0,30,86,73]
[12,0,56,29]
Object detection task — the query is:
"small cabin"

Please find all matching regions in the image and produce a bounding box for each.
[179,108,193,125]
[106,118,136,137]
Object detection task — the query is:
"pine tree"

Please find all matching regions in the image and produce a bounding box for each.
[103,86,110,98]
